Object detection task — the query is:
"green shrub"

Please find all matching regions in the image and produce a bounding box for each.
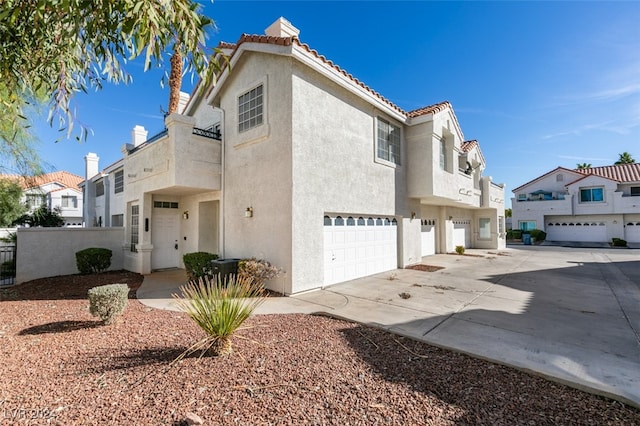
[183,252,219,281]
[88,284,129,324]
[529,229,547,242]
[455,245,465,255]
[506,229,522,240]
[238,257,282,289]
[76,248,112,274]
[612,238,627,247]
[0,260,15,278]
[172,274,266,358]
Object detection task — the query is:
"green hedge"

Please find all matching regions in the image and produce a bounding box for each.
[529,229,547,242]
[612,238,627,247]
[183,252,219,281]
[76,248,112,274]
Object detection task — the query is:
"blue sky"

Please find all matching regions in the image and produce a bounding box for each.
[33,1,640,207]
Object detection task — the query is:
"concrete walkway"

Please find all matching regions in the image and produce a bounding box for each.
[137,246,640,408]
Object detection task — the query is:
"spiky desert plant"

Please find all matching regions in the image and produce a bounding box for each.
[172,274,266,360]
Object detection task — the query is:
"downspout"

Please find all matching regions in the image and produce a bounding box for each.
[220,108,226,258]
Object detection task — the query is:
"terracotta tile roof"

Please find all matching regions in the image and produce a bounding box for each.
[575,163,640,183]
[461,139,486,165]
[216,35,407,116]
[214,31,467,136]
[407,101,452,118]
[0,171,84,190]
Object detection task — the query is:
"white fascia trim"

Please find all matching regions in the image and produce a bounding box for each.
[206,43,293,106]
[290,44,406,123]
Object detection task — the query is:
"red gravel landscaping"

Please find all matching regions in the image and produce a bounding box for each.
[1,271,638,425]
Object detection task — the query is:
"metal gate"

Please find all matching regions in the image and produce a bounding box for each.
[0,244,16,287]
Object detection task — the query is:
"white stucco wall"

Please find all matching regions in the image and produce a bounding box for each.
[289,62,415,292]
[216,52,294,293]
[16,227,125,283]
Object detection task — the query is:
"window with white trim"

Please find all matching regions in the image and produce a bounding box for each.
[95,180,105,197]
[519,221,536,231]
[130,205,139,252]
[439,137,446,170]
[61,195,77,208]
[517,193,527,201]
[580,187,604,203]
[112,214,124,227]
[114,170,124,194]
[238,84,263,132]
[377,118,401,165]
[631,186,640,196]
[479,218,491,239]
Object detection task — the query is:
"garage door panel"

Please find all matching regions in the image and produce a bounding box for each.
[624,222,640,243]
[324,214,397,286]
[546,220,607,242]
[421,219,436,256]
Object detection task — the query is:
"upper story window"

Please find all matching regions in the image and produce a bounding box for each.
[376,118,401,165]
[238,84,263,132]
[95,180,105,197]
[631,186,640,196]
[26,194,45,209]
[518,193,527,201]
[580,186,604,203]
[61,196,77,208]
[439,137,446,170]
[114,170,124,194]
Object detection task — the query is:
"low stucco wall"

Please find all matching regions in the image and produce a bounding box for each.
[16,227,125,284]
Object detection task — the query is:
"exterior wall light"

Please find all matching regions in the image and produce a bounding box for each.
[183,211,189,220]
[245,207,253,218]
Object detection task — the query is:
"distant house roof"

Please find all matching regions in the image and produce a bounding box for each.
[0,171,84,190]
[575,163,640,183]
[512,164,640,193]
[511,167,580,193]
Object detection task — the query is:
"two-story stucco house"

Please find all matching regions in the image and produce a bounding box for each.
[1,171,84,227]
[511,164,640,244]
[83,18,506,294]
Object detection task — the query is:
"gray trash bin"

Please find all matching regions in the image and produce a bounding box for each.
[210,258,241,285]
[522,234,532,245]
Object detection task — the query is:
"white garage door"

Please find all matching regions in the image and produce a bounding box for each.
[625,221,640,243]
[421,219,436,256]
[324,215,397,286]
[453,219,471,248]
[546,221,607,242]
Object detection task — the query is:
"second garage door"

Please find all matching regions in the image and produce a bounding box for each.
[324,215,397,286]
[546,221,607,242]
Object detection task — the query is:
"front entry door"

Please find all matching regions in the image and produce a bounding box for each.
[151,209,180,270]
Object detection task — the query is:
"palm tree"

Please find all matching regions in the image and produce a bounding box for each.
[614,152,635,165]
[576,163,592,170]
[167,45,183,114]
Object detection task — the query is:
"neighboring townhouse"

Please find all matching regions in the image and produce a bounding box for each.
[511,164,640,243]
[1,171,84,227]
[83,17,506,294]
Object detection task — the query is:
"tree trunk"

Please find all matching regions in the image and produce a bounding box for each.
[168,46,183,114]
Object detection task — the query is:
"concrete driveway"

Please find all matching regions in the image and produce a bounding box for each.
[138,246,640,408]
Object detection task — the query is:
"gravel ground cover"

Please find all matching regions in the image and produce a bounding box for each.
[1,271,638,425]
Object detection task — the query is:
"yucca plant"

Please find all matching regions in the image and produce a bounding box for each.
[172,274,266,360]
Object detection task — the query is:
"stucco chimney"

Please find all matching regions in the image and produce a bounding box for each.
[265,17,300,38]
[131,125,148,147]
[84,152,99,180]
[178,91,190,114]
